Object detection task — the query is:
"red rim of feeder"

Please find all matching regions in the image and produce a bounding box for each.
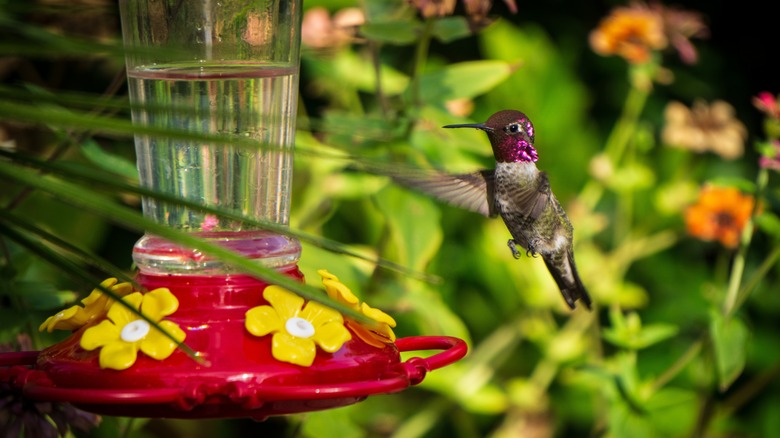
[1,336,466,420]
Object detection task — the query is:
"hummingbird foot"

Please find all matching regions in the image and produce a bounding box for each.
[507,239,522,259]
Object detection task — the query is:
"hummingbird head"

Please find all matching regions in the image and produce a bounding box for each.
[443,110,538,163]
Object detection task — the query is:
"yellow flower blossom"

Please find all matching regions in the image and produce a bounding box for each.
[39,278,133,333]
[318,269,397,348]
[245,285,351,367]
[80,288,186,370]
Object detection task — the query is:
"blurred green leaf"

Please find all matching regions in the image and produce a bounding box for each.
[362,0,414,22]
[79,139,138,180]
[603,309,678,350]
[708,176,757,194]
[653,181,698,216]
[374,185,442,271]
[432,17,472,43]
[301,408,363,438]
[4,280,78,310]
[322,172,389,199]
[415,61,512,105]
[303,50,409,96]
[646,388,698,436]
[609,387,698,438]
[756,211,780,239]
[709,309,749,391]
[605,162,656,193]
[320,110,409,144]
[756,139,779,158]
[408,284,472,341]
[361,20,420,45]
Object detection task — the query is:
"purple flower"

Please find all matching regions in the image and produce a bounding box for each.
[1,366,101,437]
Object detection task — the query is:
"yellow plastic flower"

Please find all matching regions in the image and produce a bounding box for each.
[80,288,186,370]
[245,285,351,367]
[318,269,397,348]
[39,278,134,333]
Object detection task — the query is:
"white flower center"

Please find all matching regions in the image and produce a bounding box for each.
[285,317,315,339]
[120,320,151,342]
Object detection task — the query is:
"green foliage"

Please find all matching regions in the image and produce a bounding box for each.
[2,2,780,438]
[709,310,749,391]
[603,307,678,350]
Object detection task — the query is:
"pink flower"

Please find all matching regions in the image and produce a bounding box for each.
[201,214,219,231]
[301,7,364,49]
[753,92,780,120]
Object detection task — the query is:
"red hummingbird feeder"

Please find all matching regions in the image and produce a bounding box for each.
[0,0,466,422]
[1,271,466,420]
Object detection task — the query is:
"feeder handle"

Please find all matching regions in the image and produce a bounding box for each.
[252,336,468,399]
[396,336,468,371]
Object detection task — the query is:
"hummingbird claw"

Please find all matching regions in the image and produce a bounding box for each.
[507,239,522,259]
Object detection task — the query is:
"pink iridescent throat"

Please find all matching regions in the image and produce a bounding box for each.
[496,139,538,163]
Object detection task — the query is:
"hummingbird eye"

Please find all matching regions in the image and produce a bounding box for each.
[506,123,521,134]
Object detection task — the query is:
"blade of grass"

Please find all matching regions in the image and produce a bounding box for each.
[0,208,140,289]
[0,159,368,322]
[1,149,439,284]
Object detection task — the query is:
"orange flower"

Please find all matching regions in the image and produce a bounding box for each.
[685,186,756,249]
[590,2,707,65]
[589,4,667,64]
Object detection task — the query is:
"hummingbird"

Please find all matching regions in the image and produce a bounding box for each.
[391,110,591,310]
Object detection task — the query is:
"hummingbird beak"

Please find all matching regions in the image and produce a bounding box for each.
[442,123,493,132]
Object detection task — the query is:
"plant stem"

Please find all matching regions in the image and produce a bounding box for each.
[651,338,703,392]
[369,40,389,117]
[578,76,650,212]
[723,167,769,317]
[409,18,434,113]
[733,245,780,312]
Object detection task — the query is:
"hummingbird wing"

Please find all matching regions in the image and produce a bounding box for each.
[499,170,552,227]
[389,170,497,218]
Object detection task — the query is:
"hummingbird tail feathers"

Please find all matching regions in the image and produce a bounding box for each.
[543,253,592,311]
